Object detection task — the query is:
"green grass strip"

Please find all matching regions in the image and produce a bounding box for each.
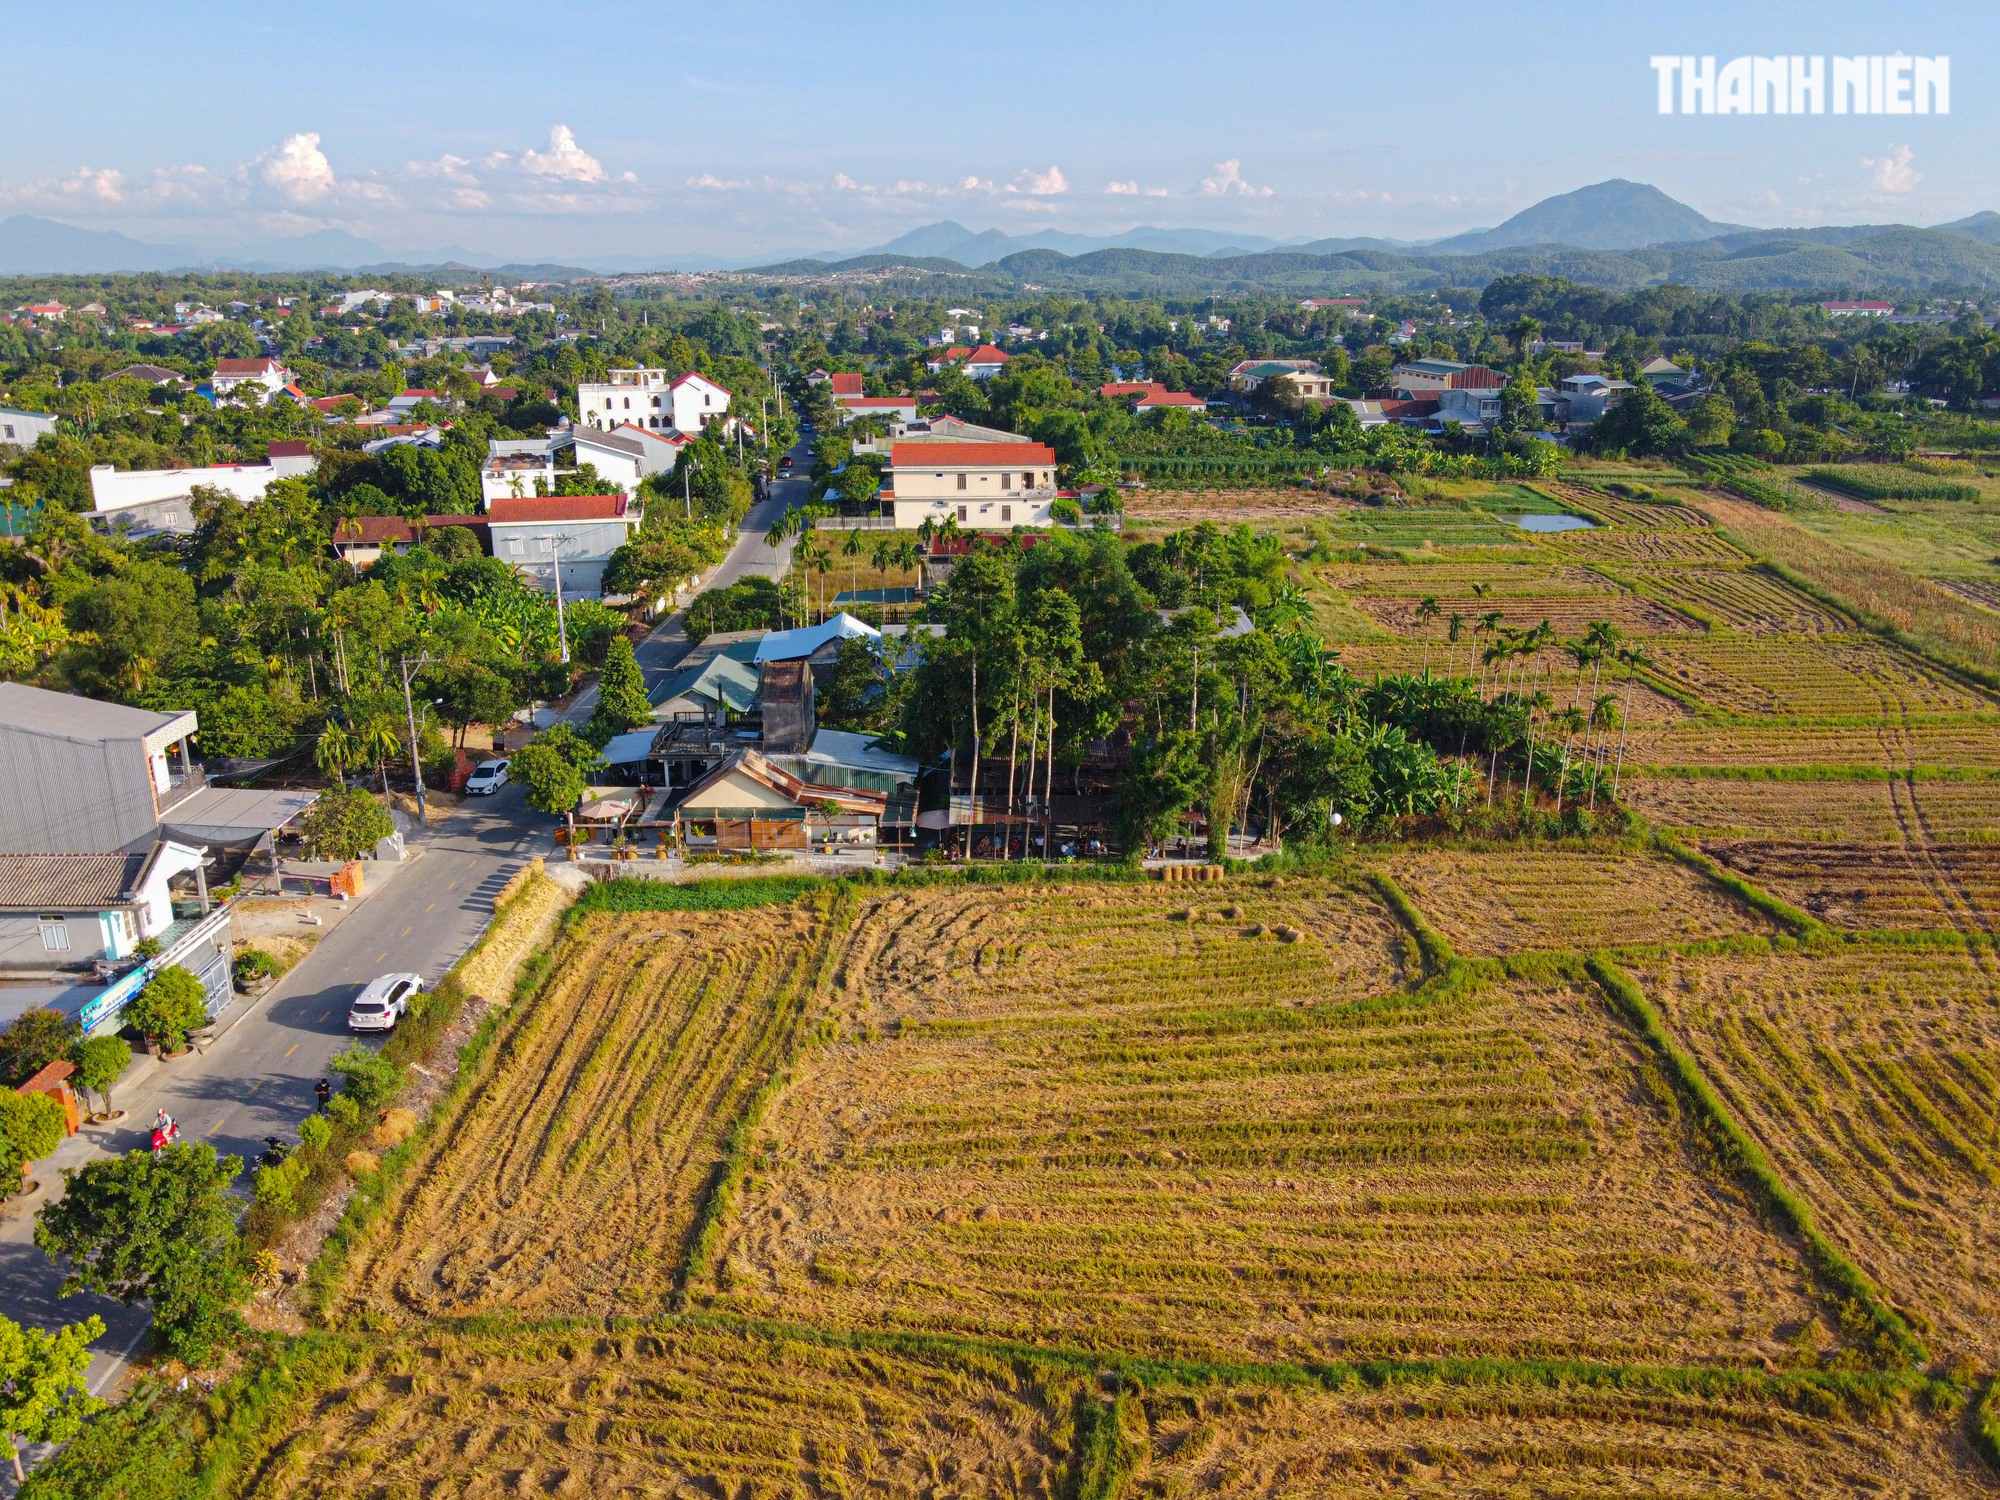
[1586,953,1928,1370]
[1653,832,1826,940]
[1365,869,1455,976]
[1975,1380,2000,1472]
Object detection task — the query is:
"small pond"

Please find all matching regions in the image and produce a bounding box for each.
[1510,513,1595,532]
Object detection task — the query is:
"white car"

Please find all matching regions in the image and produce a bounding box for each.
[464,759,510,795]
[348,973,423,1033]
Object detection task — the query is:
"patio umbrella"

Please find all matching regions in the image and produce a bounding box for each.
[577,798,633,821]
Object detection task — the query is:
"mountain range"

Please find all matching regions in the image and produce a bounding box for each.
[10,180,2000,296]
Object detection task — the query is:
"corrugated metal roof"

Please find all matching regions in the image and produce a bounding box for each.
[0,850,151,910]
[0,682,193,748]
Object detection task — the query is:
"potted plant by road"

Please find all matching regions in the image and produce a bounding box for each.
[126,967,208,1058]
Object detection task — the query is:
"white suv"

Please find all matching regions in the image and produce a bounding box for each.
[348,973,423,1032]
[464,759,510,795]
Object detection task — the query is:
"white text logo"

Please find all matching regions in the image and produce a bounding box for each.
[1650,56,1948,114]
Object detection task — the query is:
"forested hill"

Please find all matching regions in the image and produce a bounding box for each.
[750,225,2000,297]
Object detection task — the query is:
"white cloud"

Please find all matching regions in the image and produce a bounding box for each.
[1200,158,1273,197]
[1010,164,1067,195]
[520,125,607,183]
[832,172,862,191]
[257,132,336,202]
[1106,179,1139,195]
[686,171,751,191]
[1863,145,1920,194]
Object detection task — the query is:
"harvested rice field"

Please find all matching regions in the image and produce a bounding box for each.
[1377,847,1776,954]
[1125,1376,1983,1498]
[709,889,1819,1366]
[222,1326,1086,1500]
[1623,717,2000,771]
[337,893,841,1323]
[1706,839,2000,932]
[1631,565,1854,633]
[1645,634,1996,718]
[1628,946,2000,1365]
[1624,773,2000,844]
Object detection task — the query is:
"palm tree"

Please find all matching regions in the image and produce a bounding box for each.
[1586,693,1619,811]
[1551,706,1588,815]
[1610,646,1654,801]
[314,720,354,790]
[1476,611,1506,695]
[356,715,405,800]
[1415,596,1440,672]
[842,528,865,602]
[1446,612,1465,678]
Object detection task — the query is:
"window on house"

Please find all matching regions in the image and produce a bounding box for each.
[38,916,69,952]
[1001,472,1013,491]
[957,505,968,521]
[1001,505,1011,522]
[1023,473,1035,489]
[956,474,967,490]
[507,539,524,557]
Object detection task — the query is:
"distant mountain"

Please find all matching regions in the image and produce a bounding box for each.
[1426,180,1739,253]
[792,220,1290,269]
[0,215,193,274]
[1935,211,2000,245]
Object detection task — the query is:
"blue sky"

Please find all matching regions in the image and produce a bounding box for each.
[4,1,1995,259]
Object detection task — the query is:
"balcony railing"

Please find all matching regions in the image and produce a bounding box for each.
[157,763,207,814]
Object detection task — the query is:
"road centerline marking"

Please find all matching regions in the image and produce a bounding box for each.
[284,1043,299,1059]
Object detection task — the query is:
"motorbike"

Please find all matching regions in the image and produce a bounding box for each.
[149,1120,180,1156]
[258,1136,292,1170]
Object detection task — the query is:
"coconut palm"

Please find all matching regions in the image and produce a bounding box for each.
[1550,706,1588,815]
[1586,692,1620,811]
[1415,596,1440,672]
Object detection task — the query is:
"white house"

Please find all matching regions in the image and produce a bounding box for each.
[577,368,732,435]
[0,406,59,447]
[88,444,316,533]
[210,357,295,402]
[482,438,562,505]
[833,394,921,425]
[486,493,643,598]
[887,441,1058,529]
[571,423,688,493]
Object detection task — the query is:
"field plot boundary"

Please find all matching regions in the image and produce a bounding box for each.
[33,1310,1958,1500]
[1586,955,1929,1369]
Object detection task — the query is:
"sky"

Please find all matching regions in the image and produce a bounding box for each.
[4,1,1997,263]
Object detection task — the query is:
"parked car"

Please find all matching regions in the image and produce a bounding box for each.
[464,758,510,795]
[778,454,794,471]
[348,972,423,1033]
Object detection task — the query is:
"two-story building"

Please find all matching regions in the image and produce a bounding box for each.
[570,423,688,492]
[486,493,643,598]
[887,441,1058,529]
[88,442,317,535]
[577,368,731,435]
[0,685,327,1030]
[1388,360,1507,398]
[210,357,295,403]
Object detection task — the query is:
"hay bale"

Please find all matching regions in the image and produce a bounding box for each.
[1243,923,1266,938]
[344,1150,381,1177]
[371,1107,418,1148]
[1221,905,1242,919]
[1273,925,1301,943]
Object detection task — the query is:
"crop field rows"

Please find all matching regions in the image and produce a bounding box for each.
[1642,634,1996,719]
[1628,565,1853,633]
[1628,946,2000,1365]
[1534,481,1714,529]
[707,885,1815,1368]
[1624,774,2000,845]
[233,855,2000,1494]
[1624,718,2000,771]
[1705,839,2000,932]
[337,896,840,1323]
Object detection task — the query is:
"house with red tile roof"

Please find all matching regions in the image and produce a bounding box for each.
[1134,389,1208,413]
[210,357,294,402]
[887,440,1058,529]
[827,372,865,397]
[486,493,642,598]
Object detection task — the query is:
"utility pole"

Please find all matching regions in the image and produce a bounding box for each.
[683,457,695,521]
[399,652,438,825]
[546,538,571,664]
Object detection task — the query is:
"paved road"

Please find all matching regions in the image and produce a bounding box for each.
[0,781,547,1399]
[0,443,813,1409]
[564,444,808,724]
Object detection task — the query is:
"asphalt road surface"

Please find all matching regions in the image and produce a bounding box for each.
[0,438,815,1414]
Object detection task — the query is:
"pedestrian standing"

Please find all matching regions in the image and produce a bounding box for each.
[314,1077,331,1112]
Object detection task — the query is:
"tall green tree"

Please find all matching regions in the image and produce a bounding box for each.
[584,635,650,748]
[0,1311,104,1484]
[35,1143,248,1366]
